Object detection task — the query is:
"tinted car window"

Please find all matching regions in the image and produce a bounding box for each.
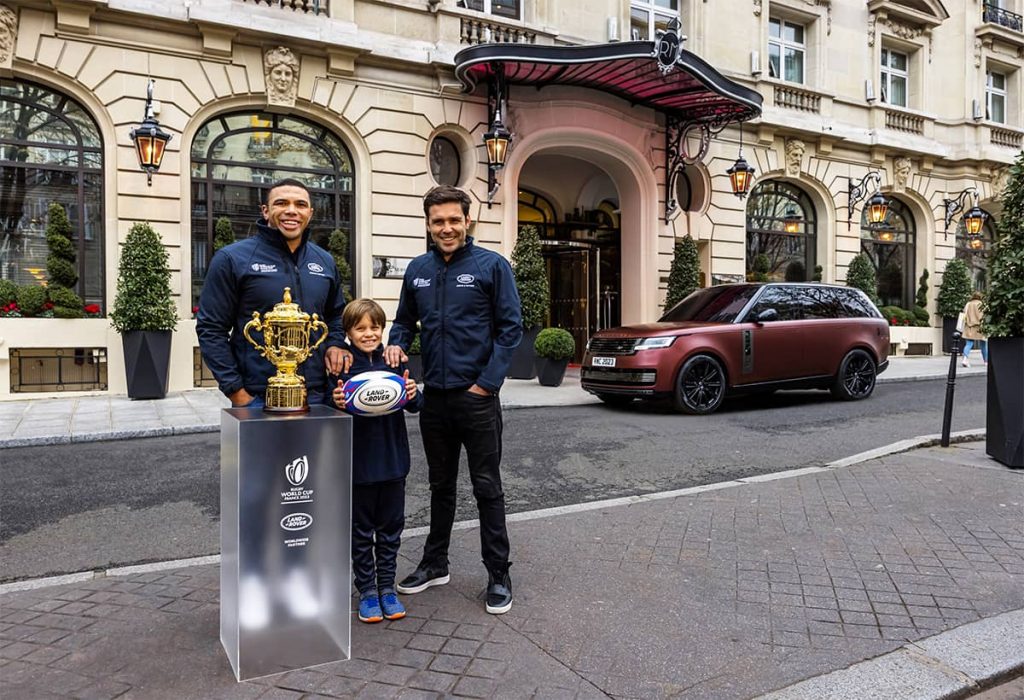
[800,286,843,319]
[747,286,803,321]
[660,286,760,323]
[838,288,879,318]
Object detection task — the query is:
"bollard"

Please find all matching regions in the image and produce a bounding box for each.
[940,330,962,447]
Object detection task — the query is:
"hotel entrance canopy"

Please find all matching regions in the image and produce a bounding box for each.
[454,35,763,218]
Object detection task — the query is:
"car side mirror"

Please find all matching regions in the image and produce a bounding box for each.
[755,308,778,324]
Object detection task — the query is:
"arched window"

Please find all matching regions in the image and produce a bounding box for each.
[190,112,355,307]
[746,180,817,282]
[955,210,995,292]
[517,189,557,238]
[860,197,915,308]
[1,80,104,308]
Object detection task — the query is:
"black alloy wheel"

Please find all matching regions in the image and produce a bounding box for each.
[596,393,635,408]
[674,354,727,415]
[831,349,877,401]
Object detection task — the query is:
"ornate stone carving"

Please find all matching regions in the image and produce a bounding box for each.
[992,165,1009,200]
[0,4,17,69]
[867,14,877,47]
[264,46,299,108]
[884,18,923,40]
[893,156,912,192]
[753,0,762,17]
[974,38,983,68]
[785,138,805,177]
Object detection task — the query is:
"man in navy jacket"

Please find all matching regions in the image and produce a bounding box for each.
[197,178,351,408]
[385,185,522,615]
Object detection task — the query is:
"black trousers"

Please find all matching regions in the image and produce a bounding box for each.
[351,479,405,595]
[419,388,510,573]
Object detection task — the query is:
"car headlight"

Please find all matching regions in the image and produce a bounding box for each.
[634,337,676,350]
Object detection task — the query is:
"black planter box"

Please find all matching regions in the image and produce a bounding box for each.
[508,327,540,380]
[122,330,172,400]
[986,336,1024,469]
[942,316,958,354]
[537,358,569,387]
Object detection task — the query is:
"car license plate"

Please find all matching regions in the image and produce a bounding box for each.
[592,356,616,367]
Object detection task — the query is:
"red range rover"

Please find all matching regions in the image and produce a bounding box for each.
[581,283,890,414]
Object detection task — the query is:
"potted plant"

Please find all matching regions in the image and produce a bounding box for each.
[109,221,179,399]
[45,203,84,318]
[983,151,1024,468]
[328,228,354,303]
[665,235,699,309]
[213,215,236,253]
[845,253,880,306]
[508,224,549,379]
[405,328,422,380]
[936,258,971,354]
[534,327,575,387]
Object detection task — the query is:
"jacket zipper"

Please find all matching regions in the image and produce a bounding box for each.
[439,262,447,387]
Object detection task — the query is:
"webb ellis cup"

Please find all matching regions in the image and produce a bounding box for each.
[242,287,328,412]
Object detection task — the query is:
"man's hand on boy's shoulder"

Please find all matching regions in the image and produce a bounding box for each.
[383,345,407,368]
[325,346,353,374]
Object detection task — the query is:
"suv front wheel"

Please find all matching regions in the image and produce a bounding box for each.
[674,354,727,415]
[832,349,877,401]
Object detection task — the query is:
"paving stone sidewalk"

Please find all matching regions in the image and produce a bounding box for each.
[2,441,1022,699]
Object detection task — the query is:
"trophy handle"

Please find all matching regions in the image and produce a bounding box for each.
[243,312,267,356]
[308,314,329,353]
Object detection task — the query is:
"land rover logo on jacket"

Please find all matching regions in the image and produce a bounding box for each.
[456,274,475,285]
[306,262,324,274]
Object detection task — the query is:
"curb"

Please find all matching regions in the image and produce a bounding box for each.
[756,609,1024,700]
[878,371,986,384]
[0,423,220,449]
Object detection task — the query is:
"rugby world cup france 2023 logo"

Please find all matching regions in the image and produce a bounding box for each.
[285,455,309,487]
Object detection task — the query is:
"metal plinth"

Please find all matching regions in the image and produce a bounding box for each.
[220,405,352,681]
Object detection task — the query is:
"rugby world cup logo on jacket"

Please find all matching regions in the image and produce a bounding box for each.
[285,455,309,486]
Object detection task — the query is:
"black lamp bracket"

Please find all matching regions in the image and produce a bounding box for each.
[847,170,883,230]
[664,113,732,222]
[941,187,978,235]
[486,65,509,207]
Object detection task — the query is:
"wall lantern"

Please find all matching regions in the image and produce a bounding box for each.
[942,187,986,239]
[484,110,512,171]
[847,171,888,230]
[727,125,755,199]
[129,79,172,185]
[783,207,802,234]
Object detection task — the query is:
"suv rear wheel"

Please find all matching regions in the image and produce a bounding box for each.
[673,354,727,415]
[831,349,877,401]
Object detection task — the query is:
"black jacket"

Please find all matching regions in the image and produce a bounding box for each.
[388,237,522,392]
[196,220,346,397]
[329,345,422,485]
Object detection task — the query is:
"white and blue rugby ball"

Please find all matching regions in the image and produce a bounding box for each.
[342,371,408,417]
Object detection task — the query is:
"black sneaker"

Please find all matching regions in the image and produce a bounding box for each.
[396,563,450,594]
[485,568,512,615]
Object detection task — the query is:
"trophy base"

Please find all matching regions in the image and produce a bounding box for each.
[262,404,310,414]
[264,383,307,413]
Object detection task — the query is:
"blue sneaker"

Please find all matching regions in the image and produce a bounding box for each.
[358,592,383,623]
[379,589,406,620]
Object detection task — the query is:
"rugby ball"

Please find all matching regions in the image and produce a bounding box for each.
[342,371,408,417]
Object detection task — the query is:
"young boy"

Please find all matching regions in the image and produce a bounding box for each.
[331,299,421,623]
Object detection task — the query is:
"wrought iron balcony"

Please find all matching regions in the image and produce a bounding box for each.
[240,0,328,16]
[983,3,1023,32]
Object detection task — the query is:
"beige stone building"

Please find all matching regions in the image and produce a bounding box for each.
[1,0,1021,399]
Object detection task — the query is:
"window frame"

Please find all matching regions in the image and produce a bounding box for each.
[880,47,910,108]
[987,69,1008,124]
[461,0,521,21]
[767,16,806,84]
[630,0,680,41]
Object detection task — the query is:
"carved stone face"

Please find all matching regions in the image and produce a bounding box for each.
[269,63,294,96]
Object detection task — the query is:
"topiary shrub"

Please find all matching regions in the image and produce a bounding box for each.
[328,229,354,303]
[911,305,930,327]
[49,286,87,319]
[534,327,575,361]
[665,235,700,309]
[512,224,549,329]
[812,264,823,282]
[936,258,972,318]
[109,222,179,333]
[45,203,84,317]
[846,253,880,305]
[0,278,17,306]
[213,216,236,253]
[984,150,1024,338]
[16,284,48,317]
[916,268,930,309]
[751,254,771,283]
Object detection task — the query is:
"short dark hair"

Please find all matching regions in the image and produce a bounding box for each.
[342,298,387,332]
[423,185,471,218]
[265,178,310,204]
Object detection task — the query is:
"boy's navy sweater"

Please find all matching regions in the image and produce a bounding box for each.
[329,345,422,485]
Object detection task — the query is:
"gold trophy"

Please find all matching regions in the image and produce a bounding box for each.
[243,288,328,412]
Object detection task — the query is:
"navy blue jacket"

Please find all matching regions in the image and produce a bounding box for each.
[388,237,522,393]
[196,220,346,397]
[329,345,422,485]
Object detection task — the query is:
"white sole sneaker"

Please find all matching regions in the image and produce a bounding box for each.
[485,599,512,615]
[396,574,450,595]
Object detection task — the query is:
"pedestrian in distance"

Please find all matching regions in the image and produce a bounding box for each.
[960,291,988,367]
[384,185,523,615]
[196,177,353,630]
[330,298,421,624]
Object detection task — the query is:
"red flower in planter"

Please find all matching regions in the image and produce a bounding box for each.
[43,301,54,310]
[83,304,102,317]
[890,317,898,325]
[192,305,199,315]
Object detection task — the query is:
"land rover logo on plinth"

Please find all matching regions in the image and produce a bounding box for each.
[281,513,313,531]
[653,18,684,74]
[285,455,309,486]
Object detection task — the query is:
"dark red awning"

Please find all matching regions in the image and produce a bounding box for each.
[454,41,762,125]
